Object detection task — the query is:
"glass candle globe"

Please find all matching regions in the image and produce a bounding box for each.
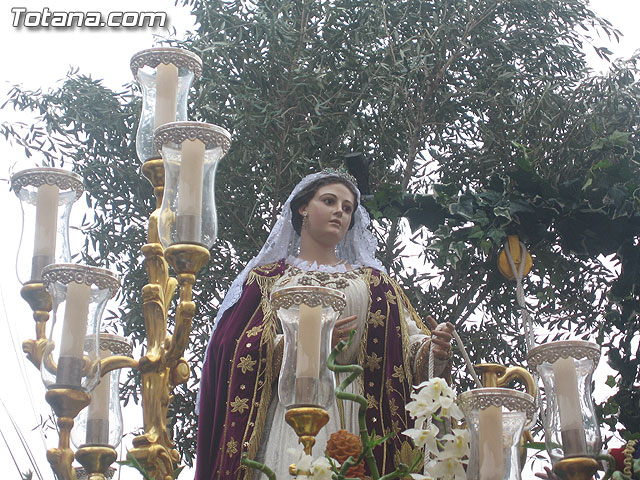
[40,264,120,392]
[527,340,601,463]
[130,47,203,162]
[154,121,231,248]
[11,168,84,284]
[459,387,536,480]
[271,286,346,409]
[72,334,132,448]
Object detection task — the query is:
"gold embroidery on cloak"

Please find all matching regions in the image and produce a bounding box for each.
[217,298,265,474]
[230,396,250,414]
[246,325,263,337]
[243,270,280,479]
[216,266,281,480]
[358,268,373,396]
[227,438,239,457]
[237,355,257,374]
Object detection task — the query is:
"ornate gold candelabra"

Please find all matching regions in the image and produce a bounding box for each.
[16,155,213,480]
[11,46,233,480]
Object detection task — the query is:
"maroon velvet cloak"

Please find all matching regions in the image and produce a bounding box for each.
[195,259,426,479]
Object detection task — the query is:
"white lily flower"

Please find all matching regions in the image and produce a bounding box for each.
[440,402,464,421]
[439,428,471,460]
[426,455,467,480]
[406,396,439,419]
[403,422,440,451]
[287,444,313,473]
[311,457,333,480]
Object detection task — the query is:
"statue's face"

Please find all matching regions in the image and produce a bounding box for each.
[299,183,355,246]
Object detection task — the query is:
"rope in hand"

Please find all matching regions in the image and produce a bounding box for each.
[427,323,482,388]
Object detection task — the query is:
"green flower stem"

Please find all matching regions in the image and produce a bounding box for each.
[241,454,276,480]
[596,453,617,480]
[327,332,381,480]
[378,464,412,480]
[338,454,359,476]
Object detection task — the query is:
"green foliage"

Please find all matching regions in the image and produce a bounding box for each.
[3,0,640,467]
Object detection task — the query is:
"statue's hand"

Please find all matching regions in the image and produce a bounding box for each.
[332,315,358,349]
[426,316,454,360]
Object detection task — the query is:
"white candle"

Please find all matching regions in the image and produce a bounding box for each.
[31,184,59,280]
[86,347,111,444]
[478,405,504,480]
[176,138,206,243]
[553,356,587,455]
[56,281,91,386]
[296,304,322,378]
[177,139,206,216]
[154,63,179,128]
[59,281,91,357]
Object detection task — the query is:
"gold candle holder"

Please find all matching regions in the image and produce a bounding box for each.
[45,388,91,480]
[553,456,599,480]
[75,445,118,480]
[284,406,330,456]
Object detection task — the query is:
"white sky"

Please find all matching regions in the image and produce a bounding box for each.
[0,1,638,479]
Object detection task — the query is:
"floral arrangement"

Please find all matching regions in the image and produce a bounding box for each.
[403,377,470,480]
[242,336,470,479]
[280,378,470,480]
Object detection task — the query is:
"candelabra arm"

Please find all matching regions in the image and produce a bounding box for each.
[100,355,140,376]
[141,158,165,218]
[166,274,195,367]
[20,283,52,368]
[164,244,210,367]
[45,388,91,480]
[129,240,180,479]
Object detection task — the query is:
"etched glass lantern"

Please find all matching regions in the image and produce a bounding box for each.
[271,286,346,409]
[11,168,84,284]
[71,334,132,448]
[154,121,231,248]
[130,47,203,162]
[40,265,120,392]
[527,340,601,463]
[459,388,536,480]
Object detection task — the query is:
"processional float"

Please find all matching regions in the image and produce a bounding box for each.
[10,46,607,480]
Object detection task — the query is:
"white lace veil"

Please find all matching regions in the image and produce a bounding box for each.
[197,171,385,411]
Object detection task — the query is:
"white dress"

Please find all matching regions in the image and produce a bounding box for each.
[255,256,433,478]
